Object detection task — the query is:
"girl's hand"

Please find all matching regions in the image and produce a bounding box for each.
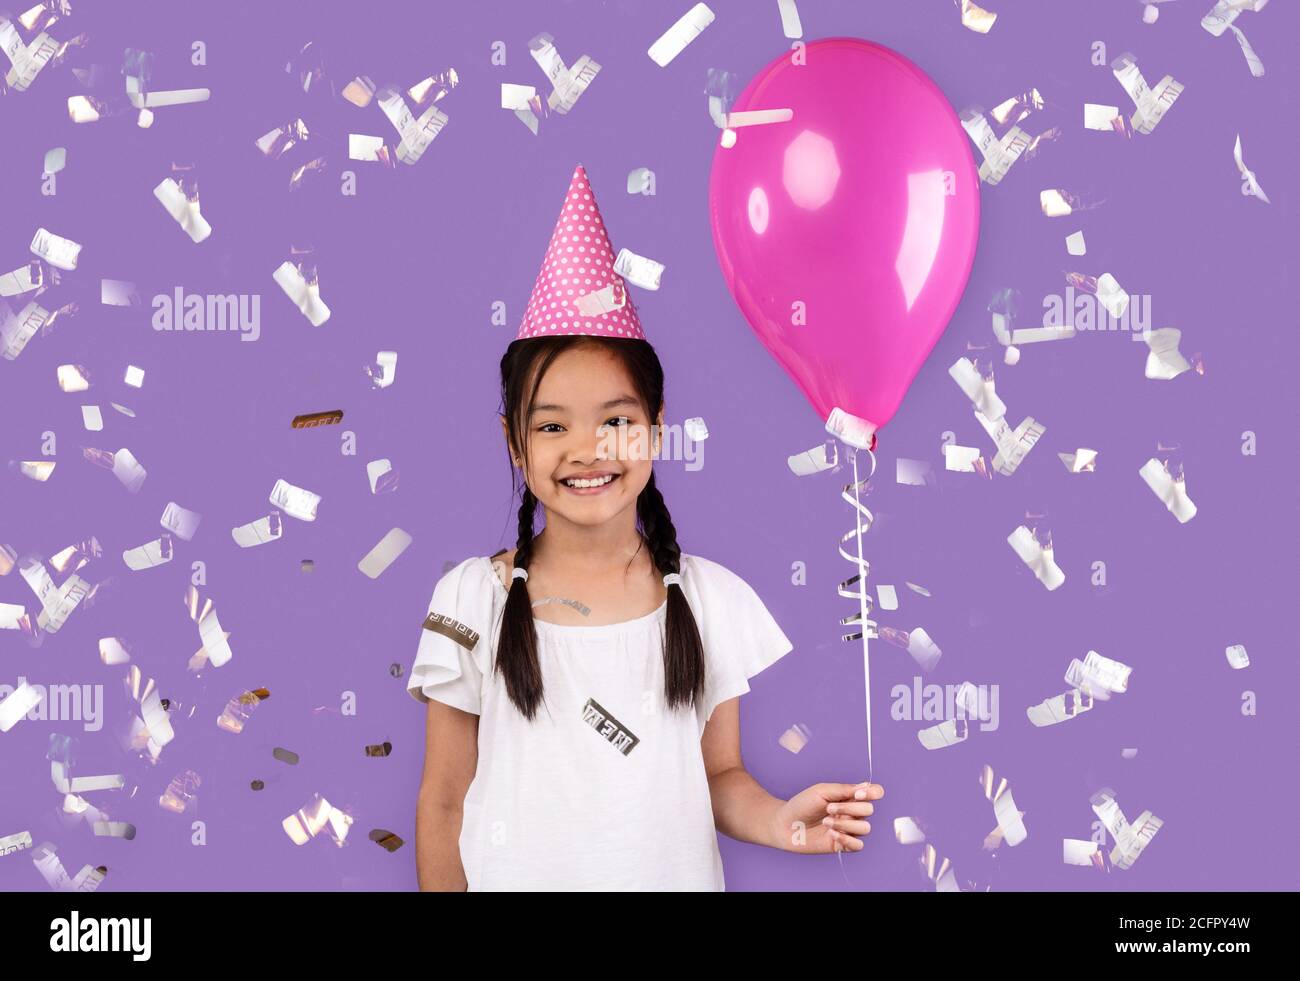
[770,781,883,854]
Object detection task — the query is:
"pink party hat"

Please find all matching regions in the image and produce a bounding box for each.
[516,165,645,340]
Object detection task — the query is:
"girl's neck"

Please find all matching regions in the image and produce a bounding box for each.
[531,512,646,576]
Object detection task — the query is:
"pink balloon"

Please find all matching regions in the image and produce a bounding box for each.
[709,38,980,449]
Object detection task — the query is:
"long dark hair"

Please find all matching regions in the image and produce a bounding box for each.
[496,335,705,720]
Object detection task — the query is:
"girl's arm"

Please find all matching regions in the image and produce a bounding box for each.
[702,697,785,849]
[703,696,882,855]
[415,700,479,891]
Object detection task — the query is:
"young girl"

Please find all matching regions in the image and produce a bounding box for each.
[409,166,883,891]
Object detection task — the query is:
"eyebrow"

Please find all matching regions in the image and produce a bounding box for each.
[530,396,640,414]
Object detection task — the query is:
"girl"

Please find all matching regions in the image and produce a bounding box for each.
[409,166,883,891]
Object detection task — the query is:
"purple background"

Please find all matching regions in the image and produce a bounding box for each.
[1,0,1295,891]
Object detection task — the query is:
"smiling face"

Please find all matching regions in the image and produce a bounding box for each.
[503,341,663,531]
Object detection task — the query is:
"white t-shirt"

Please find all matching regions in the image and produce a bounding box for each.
[407,551,794,891]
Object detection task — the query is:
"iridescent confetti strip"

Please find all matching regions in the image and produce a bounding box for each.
[1202,0,1267,77]
[185,585,233,668]
[376,86,448,165]
[1110,52,1183,135]
[979,764,1026,847]
[0,830,33,857]
[283,793,354,847]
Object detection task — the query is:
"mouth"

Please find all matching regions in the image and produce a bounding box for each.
[558,472,620,495]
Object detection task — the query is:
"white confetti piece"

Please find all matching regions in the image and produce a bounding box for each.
[29,227,81,270]
[1058,448,1098,472]
[1027,689,1094,727]
[122,536,172,571]
[111,448,147,494]
[160,501,202,541]
[153,178,212,243]
[1065,230,1086,255]
[347,134,388,162]
[778,722,811,753]
[894,817,926,845]
[369,350,397,388]
[231,512,282,548]
[627,167,655,195]
[573,283,627,317]
[1065,650,1131,699]
[917,718,967,750]
[957,0,998,33]
[613,248,664,290]
[787,440,837,476]
[1225,644,1250,669]
[1141,327,1192,380]
[80,406,102,432]
[1139,457,1196,521]
[648,3,715,67]
[1233,134,1269,203]
[1008,525,1064,590]
[269,478,321,522]
[1095,273,1130,318]
[358,528,412,579]
[0,682,43,732]
[43,147,65,174]
[273,260,330,326]
[1083,103,1122,131]
[943,444,985,473]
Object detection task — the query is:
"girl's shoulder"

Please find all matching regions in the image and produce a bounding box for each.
[435,553,510,598]
[676,552,766,604]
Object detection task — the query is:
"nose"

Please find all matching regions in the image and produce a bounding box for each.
[567,423,610,465]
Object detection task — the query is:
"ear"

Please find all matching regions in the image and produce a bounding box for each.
[501,415,519,466]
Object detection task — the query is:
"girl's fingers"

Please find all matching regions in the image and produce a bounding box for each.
[828,828,865,852]
[826,801,873,817]
[823,815,872,837]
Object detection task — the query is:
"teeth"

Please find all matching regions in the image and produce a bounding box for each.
[563,474,615,488]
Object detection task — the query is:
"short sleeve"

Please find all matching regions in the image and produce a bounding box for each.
[406,557,494,715]
[685,556,795,722]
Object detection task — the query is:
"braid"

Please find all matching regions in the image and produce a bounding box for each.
[638,473,705,711]
[497,487,545,719]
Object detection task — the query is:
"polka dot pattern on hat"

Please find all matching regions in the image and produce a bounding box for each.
[516,164,645,341]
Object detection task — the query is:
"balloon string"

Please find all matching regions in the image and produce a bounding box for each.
[832,445,877,884]
[851,446,873,785]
